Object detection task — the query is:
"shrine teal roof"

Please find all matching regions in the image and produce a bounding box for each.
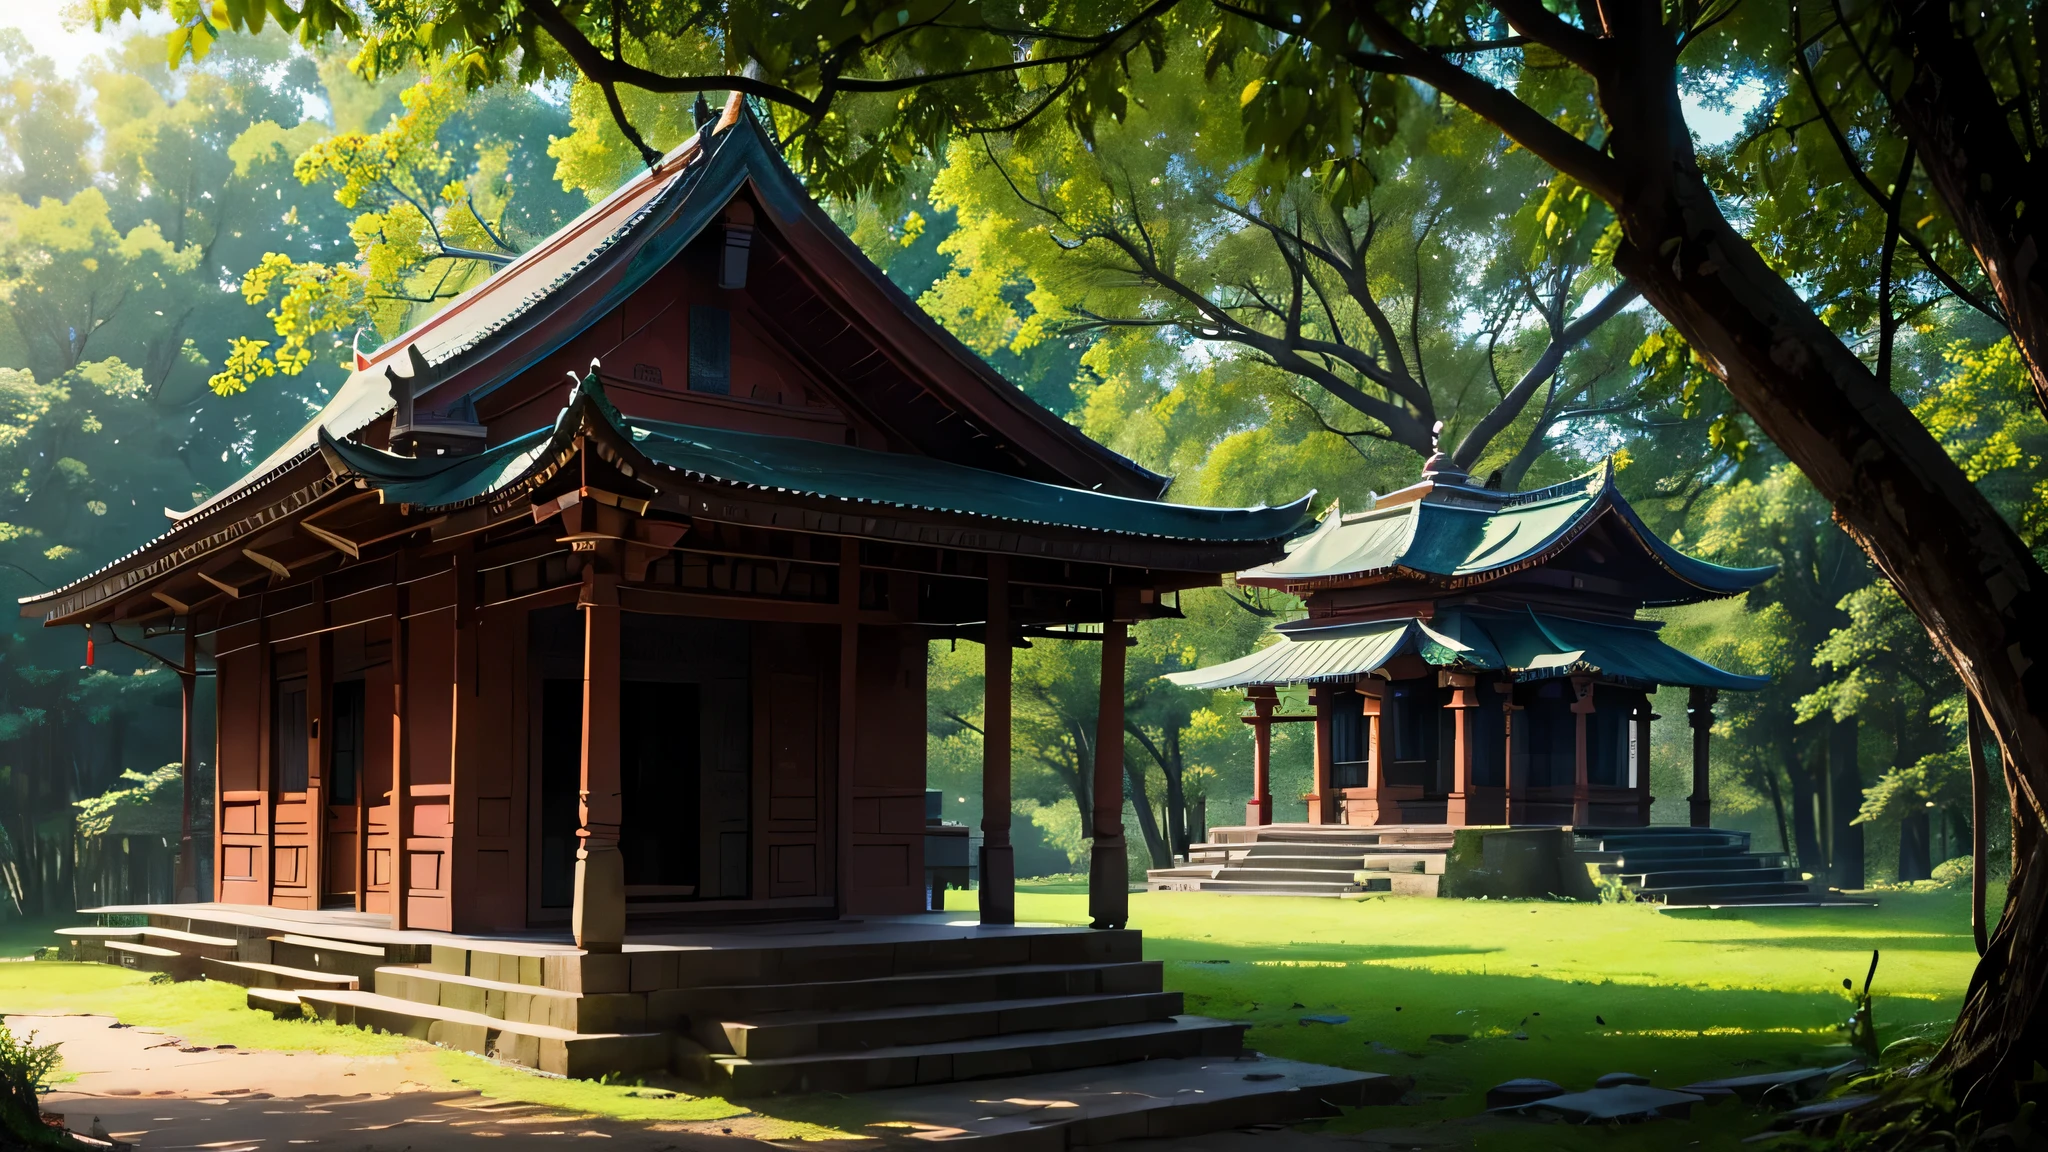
[1164,607,1767,692]
[317,375,1312,545]
[1238,466,1774,606]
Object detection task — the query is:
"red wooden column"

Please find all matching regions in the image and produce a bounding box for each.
[1569,675,1596,826]
[176,625,199,903]
[980,556,1016,925]
[1687,686,1718,828]
[1089,617,1128,930]
[1244,687,1276,826]
[1355,677,1386,824]
[1443,671,1477,826]
[574,568,625,952]
[1306,685,1335,824]
[389,588,410,928]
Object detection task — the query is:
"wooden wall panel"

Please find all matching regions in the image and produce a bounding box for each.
[847,626,926,914]
[754,623,829,901]
[455,599,526,932]
[214,646,268,905]
[362,651,395,916]
[402,605,456,931]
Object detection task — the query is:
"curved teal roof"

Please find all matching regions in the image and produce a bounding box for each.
[1164,607,1767,691]
[1238,466,1772,605]
[319,375,1311,544]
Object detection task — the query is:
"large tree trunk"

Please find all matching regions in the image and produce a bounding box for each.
[1885,0,2048,415]
[1788,749,1826,876]
[1899,805,1933,883]
[1829,719,1865,890]
[1571,10,2048,1112]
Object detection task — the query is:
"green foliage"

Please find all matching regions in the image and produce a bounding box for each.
[212,56,577,395]
[73,763,183,840]
[0,1015,62,1147]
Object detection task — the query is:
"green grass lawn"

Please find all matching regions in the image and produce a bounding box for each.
[969,880,1993,1149]
[1,885,1989,1148]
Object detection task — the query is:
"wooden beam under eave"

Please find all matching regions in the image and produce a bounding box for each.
[301,513,447,560]
[242,547,293,580]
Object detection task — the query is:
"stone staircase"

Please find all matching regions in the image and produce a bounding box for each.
[51,908,1325,1108]
[1147,826,1455,896]
[1574,826,1868,907]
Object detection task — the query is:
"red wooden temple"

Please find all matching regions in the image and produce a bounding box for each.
[1169,454,1773,829]
[23,102,1307,947]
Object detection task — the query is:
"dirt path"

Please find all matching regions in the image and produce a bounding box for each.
[15,1015,834,1150]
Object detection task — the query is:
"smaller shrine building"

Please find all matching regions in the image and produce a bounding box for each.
[1169,456,1775,829]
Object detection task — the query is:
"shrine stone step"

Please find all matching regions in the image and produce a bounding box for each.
[375,966,636,1033]
[657,960,1166,1021]
[1622,867,1800,889]
[840,1054,1398,1148]
[428,927,1143,996]
[702,991,1185,1060]
[104,941,199,980]
[202,956,359,993]
[1593,849,1787,869]
[1580,831,1749,852]
[247,988,304,1020]
[268,934,388,984]
[1202,867,1366,885]
[1637,879,1818,904]
[1355,853,1447,874]
[1148,878,1364,896]
[700,1015,1248,1096]
[294,988,669,1079]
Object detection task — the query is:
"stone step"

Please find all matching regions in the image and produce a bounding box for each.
[202,956,359,992]
[1636,880,1816,903]
[295,989,669,1079]
[432,927,1144,996]
[1624,867,1798,888]
[1581,833,1747,851]
[1595,852,1785,871]
[268,934,388,984]
[706,991,1186,1060]
[1202,867,1364,885]
[1228,832,1376,852]
[703,1015,1248,1096]
[104,940,199,980]
[247,988,305,1019]
[374,966,640,1033]
[652,960,1165,1021]
[1356,853,1447,874]
[53,926,145,944]
[1149,878,1363,896]
[1147,865,1225,880]
[841,1054,1398,1147]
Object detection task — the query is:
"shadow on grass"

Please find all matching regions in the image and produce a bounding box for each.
[1682,934,1979,952]
[1152,956,1957,1139]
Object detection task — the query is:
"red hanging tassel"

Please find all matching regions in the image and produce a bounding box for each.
[85,635,94,667]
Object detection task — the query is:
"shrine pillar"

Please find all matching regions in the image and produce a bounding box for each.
[176,625,199,902]
[1306,685,1335,824]
[573,568,625,952]
[1569,675,1596,826]
[1442,671,1477,826]
[1244,686,1276,826]
[1355,677,1385,824]
[980,557,1016,925]
[1687,686,1718,828]
[1089,617,1128,929]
